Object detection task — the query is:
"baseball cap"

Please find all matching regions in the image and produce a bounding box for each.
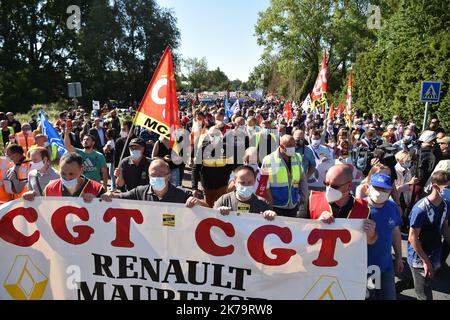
[419,130,437,143]
[437,136,450,144]
[129,138,146,147]
[370,173,393,190]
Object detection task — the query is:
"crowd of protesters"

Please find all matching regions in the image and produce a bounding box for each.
[0,96,449,301]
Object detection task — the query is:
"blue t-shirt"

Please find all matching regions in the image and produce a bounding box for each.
[407,198,450,269]
[368,200,402,272]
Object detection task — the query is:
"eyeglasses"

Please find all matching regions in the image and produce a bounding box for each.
[323,180,352,189]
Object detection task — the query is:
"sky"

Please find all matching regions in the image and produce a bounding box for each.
[157,0,271,82]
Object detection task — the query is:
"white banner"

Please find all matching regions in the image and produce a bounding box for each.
[0,198,367,300]
[308,158,363,190]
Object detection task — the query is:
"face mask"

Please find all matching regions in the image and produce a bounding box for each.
[44,142,50,147]
[236,184,254,198]
[369,188,390,204]
[312,139,321,147]
[24,130,31,134]
[285,147,296,157]
[61,177,78,190]
[150,177,166,192]
[30,161,45,172]
[402,161,412,169]
[440,188,450,201]
[354,135,361,140]
[98,122,103,128]
[9,139,15,144]
[238,125,245,131]
[325,186,343,203]
[215,120,223,126]
[130,150,142,160]
[295,139,304,148]
[404,136,412,144]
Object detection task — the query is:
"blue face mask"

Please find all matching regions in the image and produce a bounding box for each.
[440,188,450,201]
[236,184,254,198]
[150,177,166,192]
[130,150,142,160]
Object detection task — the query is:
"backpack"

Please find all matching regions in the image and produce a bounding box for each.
[352,144,373,176]
[411,146,436,184]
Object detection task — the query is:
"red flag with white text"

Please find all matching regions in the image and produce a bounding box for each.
[134,47,180,147]
[345,72,353,122]
[311,50,328,101]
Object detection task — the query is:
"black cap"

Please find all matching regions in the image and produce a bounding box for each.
[129,138,146,147]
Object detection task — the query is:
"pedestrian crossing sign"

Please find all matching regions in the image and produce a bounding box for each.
[420,81,442,103]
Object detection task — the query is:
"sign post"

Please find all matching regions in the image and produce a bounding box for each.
[68,82,82,109]
[420,81,442,132]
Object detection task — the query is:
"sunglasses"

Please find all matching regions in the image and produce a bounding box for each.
[323,180,352,189]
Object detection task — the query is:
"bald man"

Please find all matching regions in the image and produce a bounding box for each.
[103,158,208,208]
[299,164,377,244]
[261,134,308,217]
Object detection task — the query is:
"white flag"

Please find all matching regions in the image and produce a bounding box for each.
[301,94,312,113]
[92,100,100,110]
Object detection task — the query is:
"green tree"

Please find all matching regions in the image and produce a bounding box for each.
[254,0,378,100]
[353,0,450,130]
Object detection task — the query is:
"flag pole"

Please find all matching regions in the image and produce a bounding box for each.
[117,47,171,166]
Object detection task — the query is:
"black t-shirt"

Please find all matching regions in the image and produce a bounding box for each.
[120,184,192,203]
[119,156,151,191]
[1,129,10,146]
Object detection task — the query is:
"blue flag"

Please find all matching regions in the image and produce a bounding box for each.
[225,94,231,119]
[228,99,239,118]
[40,111,68,157]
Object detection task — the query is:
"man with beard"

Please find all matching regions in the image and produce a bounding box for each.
[64,127,108,189]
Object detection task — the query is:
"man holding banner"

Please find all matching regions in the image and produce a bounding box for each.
[23,152,105,202]
[300,164,377,245]
[102,158,206,208]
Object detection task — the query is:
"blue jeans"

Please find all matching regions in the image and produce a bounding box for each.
[369,267,397,300]
[170,168,181,187]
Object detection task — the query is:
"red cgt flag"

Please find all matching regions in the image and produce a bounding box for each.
[134,47,180,147]
[283,100,293,121]
[345,72,353,122]
[327,103,334,120]
[336,102,343,117]
[311,49,328,101]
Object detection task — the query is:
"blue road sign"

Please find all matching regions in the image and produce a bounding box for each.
[420,81,441,103]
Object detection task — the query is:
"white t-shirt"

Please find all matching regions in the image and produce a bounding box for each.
[106,139,115,150]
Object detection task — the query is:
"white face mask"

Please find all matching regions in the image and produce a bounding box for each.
[312,139,321,147]
[61,177,78,191]
[120,130,128,138]
[369,188,390,204]
[30,160,45,172]
[354,135,361,140]
[325,186,343,203]
[285,147,296,157]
